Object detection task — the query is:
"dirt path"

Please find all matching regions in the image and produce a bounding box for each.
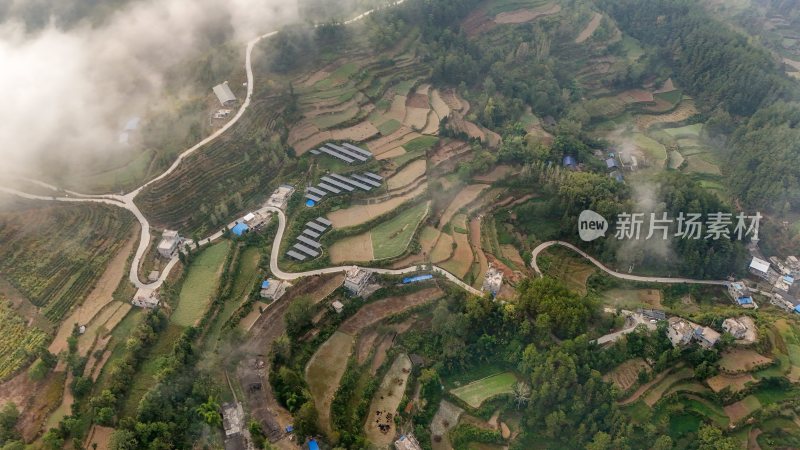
[575,12,602,43]
[49,229,137,355]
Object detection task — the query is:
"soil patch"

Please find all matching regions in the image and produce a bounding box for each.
[364,354,413,447]
[340,287,443,335]
[495,3,561,24]
[603,358,651,392]
[438,185,489,228]
[49,231,136,355]
[329,233,374,263]
[473,165,513,183]
[575,12,602,43]
[707,373,756,393]
[724,396,762,423]
[388,159,427,190]
[84,425,115,450]
[327,182,428,228]
[720,349,772,373]
[305,331,355,438]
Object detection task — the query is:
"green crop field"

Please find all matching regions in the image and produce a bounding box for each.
[206,246,261,345]
[371,201,429,259]
[314,62,359,89]
[663,123,703,139]
[633,133,668,165]
[0,301,48,380]
[171,241,231,327]
[450,371,517,408]
[403,136,439,152]
[0,203,134,322]
[378,119,402,135]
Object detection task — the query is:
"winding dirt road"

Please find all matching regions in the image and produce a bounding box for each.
[530,240,728,286]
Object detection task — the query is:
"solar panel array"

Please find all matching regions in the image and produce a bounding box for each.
[313,142,373,165]
[304,171,384,204]
[286,217,331,261]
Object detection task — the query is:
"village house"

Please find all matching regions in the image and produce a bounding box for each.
[666,317,720,348]
[722,316,757,342]
[749,257,775,281]
[344,266,372,296]
[132,288,159,309]
[481,264,503,297]
[332,300,345,314]
[260,279,288,301]
[395,434,423,450]
[157,230,181,258]
[727,281,757,308]
[771,291,798,312]
[266,185,295,210]
[213,81,237,107]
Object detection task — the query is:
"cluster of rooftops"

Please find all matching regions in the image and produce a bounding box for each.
[286,217,332,261]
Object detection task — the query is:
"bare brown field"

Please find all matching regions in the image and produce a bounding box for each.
[431,400,464,450]
[724,396,762,423]
[603,358,651,392]
[305,331,355,438]
[719,349,773,373]
[288,122,320,146]
[0,368,65,441]
[310,274,345,305]
[76,301,128,355]
[388,159,427,190]
[372,131,424,158]
[431,233,454,263]
[495,4,561,24]
[84,425,115,450]
[431,89,451,119]
[239,301,270,331]
[469,217,489,288]
[440,90,466,112]
[439,185,489,228]
[473,165,513,183]
[500,244,525,268]
[575,12,602,43]
[376,147,407,160]
[327,182,428,228]
[293,121,380,155]
[634,100,699,129]
[707,373,756,393]
[356,329,380,365]
[385,95,408,121]
[364,354,413,447]
[421,109,441,135]
[329,233,374,263]
[370,332,397,374]
[407,93,429,108]
[431,140,470,166]
[405,107,430,130]
[340,287,443,335]
[441,231,473,278]
[49,231,136,354]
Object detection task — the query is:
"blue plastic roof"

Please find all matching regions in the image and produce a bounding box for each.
[795,305,800,314]
[737,296,753,305]
[231,223,249,236]
[285,425,293,433]
[308,440,319,450]
[403,274,433,283]
[563,155,576,166]
[261,280,270,289]
[306,199,316,207]
[784,275,794,284]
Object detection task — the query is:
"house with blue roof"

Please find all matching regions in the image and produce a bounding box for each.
[260,279,288,301]
[307,439,319,450]
[231,222,249,236]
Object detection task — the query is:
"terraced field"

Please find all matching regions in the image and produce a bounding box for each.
[0,300,48,380]
[0,202,134,322]
[171,241,231,327]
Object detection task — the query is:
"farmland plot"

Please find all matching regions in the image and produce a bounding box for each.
[171,241,230,327]
[305,331,355,438]
[450,372,517,408]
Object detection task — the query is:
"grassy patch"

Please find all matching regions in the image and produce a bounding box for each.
[654,90,682,106]
[633,133,668,165]
[312,107,359,129]
[450,371,517,408]
[402,135,439,152]
[0,302,48,380]
[663,123,703,139]
[172,241,231,327]
[378,119,402,135]
[392,149,425,167]
[206,246,261,346]
[371,201,429,259]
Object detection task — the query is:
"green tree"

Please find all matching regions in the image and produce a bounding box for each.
[196,396,222,427]
[285,296,313,338]
[0,403,19,442]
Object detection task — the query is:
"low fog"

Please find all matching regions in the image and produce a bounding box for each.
[0,0,298,181]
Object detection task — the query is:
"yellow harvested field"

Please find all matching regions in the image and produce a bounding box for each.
[388,159,427,190]
[329,233,375,263]
[469,217,489,288]
[385,95,408,121]
[49,232,135,354]
[328,182,428,228]
[500,244,525,268]
[719,349,773,373]
[419,226,441,256]
[76,301,129,355]
[371,130,423,157]
[376,147,407,160]
[634,100,699,129]
[431,233,454,263]
[494,3,561,24]
[421,109,441,135]
[707,373,756,393]
[603,358,651,391]
[292,121,380,155]
[473,165,513,183]
[288,122,320,145]
[305,331,355,438]
[441,231,473,278]
[404,107,430,130]
[575,12,602,43]
[431,89,451,119]
[439,184,489,228]
[440,90,466,112]
[364,354,413,447]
